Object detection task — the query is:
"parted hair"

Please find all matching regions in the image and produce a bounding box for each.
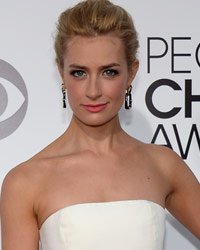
[54,0,139,71]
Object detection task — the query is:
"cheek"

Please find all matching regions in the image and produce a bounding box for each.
[65,79,84,101]
[104,77,127,99]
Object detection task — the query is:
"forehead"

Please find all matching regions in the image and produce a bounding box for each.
[63,34,126,66]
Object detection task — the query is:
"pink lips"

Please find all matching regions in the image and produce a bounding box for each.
[82,103,108,112]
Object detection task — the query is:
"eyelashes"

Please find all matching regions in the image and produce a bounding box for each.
[69,69,119,78]
[70,70,86,77]
[103,69,119,77]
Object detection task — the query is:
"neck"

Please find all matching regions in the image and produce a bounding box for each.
[62,114,127,154]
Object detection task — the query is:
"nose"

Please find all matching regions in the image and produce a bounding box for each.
[86,76,102,100]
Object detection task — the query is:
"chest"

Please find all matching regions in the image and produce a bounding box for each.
[43,154,163,196]
[36,154,168,229]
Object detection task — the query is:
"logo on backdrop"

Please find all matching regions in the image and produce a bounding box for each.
[0,59,28,140]
[146,37,200,159]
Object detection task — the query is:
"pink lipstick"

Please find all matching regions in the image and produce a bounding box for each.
[82,103,108,112]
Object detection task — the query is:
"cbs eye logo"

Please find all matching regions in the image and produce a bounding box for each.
[0,59,28,140]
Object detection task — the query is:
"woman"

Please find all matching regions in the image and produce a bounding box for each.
[1,0,200,249]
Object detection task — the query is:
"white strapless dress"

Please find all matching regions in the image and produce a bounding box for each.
[39,200,166,250]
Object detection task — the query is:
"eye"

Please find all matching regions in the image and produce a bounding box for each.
[70,70,86,77]
[103,69,118,77]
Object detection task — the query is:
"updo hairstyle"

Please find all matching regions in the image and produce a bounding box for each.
[54,0,139,72]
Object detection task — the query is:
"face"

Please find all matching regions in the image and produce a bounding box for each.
[59,33,138,126]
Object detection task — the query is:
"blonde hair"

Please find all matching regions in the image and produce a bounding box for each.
[54,0,139,71]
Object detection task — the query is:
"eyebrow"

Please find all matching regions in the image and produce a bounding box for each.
[69,63,120,70]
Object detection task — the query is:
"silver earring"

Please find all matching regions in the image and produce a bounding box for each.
[62,83,66,108]
[125,85,132,109]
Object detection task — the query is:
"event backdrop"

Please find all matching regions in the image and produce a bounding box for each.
[0,0,199,249]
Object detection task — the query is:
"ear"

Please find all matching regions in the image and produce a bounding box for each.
[56,59,65,81]
[56,60,67,89]
[126,60,139,90]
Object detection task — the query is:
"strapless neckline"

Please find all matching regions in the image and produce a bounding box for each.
[39,199,165,231]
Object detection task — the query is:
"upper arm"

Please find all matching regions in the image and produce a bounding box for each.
[162,148,200,239]
[0,165,40,250]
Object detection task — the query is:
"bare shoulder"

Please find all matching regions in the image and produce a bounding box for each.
[2,154,47,184]
[0,158,53,248]
[142,143,191,175]
[132,141,199,190]
[1,135,73,198]
[141,144,200,238]
[143,142,180,163]
[129,137,180,167]
[1,160,40,207]
[2,162,33,193]
[1,155,53,209]
[2,133,65,186]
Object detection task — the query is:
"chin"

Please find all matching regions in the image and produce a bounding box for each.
[74,113,118,127]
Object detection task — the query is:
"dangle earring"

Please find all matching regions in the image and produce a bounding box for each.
[62,83,66,108]
[125,85,132,109]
